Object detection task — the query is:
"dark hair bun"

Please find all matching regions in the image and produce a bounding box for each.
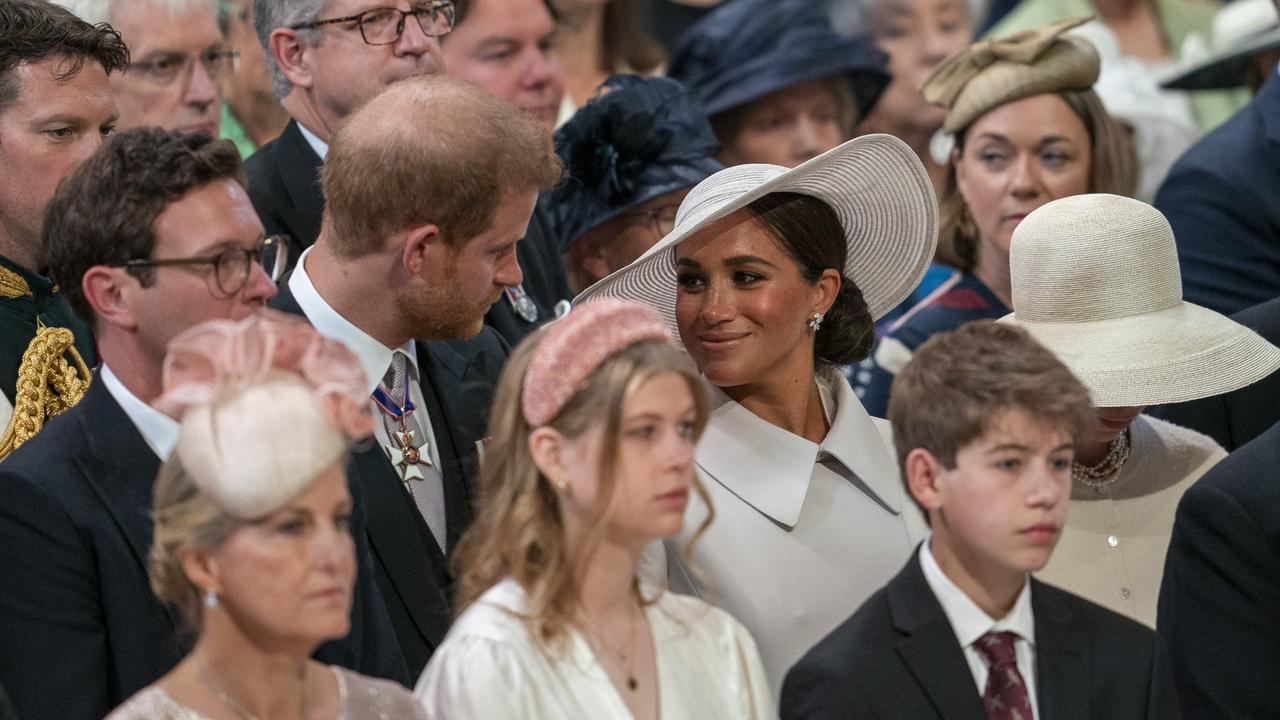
[816,276,874,365]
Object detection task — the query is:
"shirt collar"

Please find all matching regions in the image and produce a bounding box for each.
[288,247,419,395]
[98,364,180,460]
[919,536,1037,650]
[297,122,329,161]
[694,369,905,528]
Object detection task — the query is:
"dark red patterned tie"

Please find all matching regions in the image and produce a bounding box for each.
[975,631,1035,720]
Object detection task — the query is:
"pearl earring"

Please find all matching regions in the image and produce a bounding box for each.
[204,589,217,609]
[809,312,825,333]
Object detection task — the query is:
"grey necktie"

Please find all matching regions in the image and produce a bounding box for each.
[379,350,448,552]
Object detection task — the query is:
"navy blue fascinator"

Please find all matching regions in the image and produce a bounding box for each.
[551,75,723,253]
[668,0,889,122]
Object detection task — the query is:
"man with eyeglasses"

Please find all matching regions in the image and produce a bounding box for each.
[247,0,571,346]
[0,128,409,720]
[57,0,230,135]
[0,0,126,460]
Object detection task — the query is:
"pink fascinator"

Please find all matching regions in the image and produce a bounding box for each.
[153,311,373,519]
[522,299,672,426]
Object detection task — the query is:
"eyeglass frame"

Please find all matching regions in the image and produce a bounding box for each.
[128,47,241,87]
[112,235,291,297]
[621,203,681,240]
[289,1,457,45]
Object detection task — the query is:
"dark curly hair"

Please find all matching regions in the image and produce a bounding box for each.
[0,0,129,116]
[43,128,245,323]
[746,192,874,366]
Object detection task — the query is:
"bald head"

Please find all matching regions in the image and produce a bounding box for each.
[320,74,562,258]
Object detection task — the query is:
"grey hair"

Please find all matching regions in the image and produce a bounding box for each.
[54,0,219,27]
[252,0,329,98]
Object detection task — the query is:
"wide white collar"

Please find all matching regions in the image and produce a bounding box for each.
[694,369,904,528]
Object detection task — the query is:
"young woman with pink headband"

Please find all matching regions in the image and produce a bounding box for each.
[414,299,771,720]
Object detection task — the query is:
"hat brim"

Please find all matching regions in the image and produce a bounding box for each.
[574,134,939,336]
[1000,301,1280,407]
[1160,27,1280,90]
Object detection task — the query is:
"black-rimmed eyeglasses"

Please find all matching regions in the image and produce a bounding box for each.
[114,235,291,296]
[290,2,456,45]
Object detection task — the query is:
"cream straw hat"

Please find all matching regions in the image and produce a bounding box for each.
[573,134,938,331]
[1001,194,1280,407]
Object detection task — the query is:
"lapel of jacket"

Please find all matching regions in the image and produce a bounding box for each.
[73,380,182,634]
[275,121,325,249]
[1031,579,1089,720]
[416,340,475,552]
[889,549,989,720]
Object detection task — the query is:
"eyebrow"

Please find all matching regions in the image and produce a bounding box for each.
[986,442,1074,453]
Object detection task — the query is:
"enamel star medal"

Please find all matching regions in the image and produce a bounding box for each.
[505,284,539,323]
[373,382,431,486]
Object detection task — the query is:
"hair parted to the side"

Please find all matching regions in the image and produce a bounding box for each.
[453,330,711,649]
[148,456,242,634]
[710,75,858,153]
[887,320,1093,519]
[0,0,129,116]
[936,88,1135,270]
[745,192,874,366]
[319,74,564,259]
[43,128,245,324]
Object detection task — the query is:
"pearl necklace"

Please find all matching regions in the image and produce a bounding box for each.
[1073,428,1131,490]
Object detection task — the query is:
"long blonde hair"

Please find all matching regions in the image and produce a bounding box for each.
[453,331,712,647]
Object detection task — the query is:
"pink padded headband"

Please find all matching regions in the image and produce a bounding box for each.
[522,299,672,427]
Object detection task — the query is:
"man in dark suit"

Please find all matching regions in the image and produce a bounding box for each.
[782,322,1179,720]
[0,129,407,720]
[1154,53,1280,315]
[1158,419,1280,719]
[1149,296,1280,450]
[270,74,562,677]
[245,0,568,345]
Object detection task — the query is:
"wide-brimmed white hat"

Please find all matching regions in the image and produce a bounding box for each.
[574,134,938,332]
[1001,194,1280,407]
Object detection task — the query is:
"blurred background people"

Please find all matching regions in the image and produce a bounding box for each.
[417,299,773,719]
[643,0,725,53]
[852,18,1133,417]
[668,0,890,169]
[439,0,576,340]
[1154,0,1280,316]
[0,0,124,456]
[551,0,666,122]
[108,315,427,720]
[577,135,937,694]
[1159,0,1280,96]
[551,75,722,294]
[1004,192,1280,626]
[217,0,288,156]
[59,0,230,135]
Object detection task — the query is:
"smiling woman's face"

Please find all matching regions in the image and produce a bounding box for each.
[673,209,824,389]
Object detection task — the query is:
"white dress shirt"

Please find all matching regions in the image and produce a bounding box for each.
[289,249,446,543]
[99,364,179,460]
[415,579,774,719]
[297,122,329,160]
[668,369,928,697]
[920,538,1041,719]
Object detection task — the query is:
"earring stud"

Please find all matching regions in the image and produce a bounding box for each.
[204,588,217,609]
[809,312,824,333]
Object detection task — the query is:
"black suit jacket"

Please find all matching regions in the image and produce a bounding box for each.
[0,379,407,720]
[781,548,1181,720]
[1155,73,1280,315]
[1148,296,1280,450]
[271,277,508,677]
[244,119,569,348]
[1158,419,1280,719]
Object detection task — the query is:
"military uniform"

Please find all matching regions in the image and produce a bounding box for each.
[0,255,95,459]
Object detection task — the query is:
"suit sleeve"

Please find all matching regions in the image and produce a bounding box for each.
[1157,480,1280,719]
[0,469,112,719]
[779,650,862,720]
[1155,160,1280,315]
[1146,635,1182,720]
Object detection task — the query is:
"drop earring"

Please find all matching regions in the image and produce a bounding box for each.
[809,312,824,333]
[204,588,217,609]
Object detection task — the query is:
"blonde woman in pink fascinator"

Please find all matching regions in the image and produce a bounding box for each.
[416,299,772,720]
[107,312,427,720]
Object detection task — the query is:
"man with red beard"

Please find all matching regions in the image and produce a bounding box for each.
[270,74,563,677]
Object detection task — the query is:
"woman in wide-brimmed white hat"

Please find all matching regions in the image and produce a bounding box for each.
[576,133,938,692]
[1002,192,1280,627]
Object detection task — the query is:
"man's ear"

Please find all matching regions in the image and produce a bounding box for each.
[400,223,446,276]
[269,28,314,91]
[905,447,946,515]
[81,265,140,332]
